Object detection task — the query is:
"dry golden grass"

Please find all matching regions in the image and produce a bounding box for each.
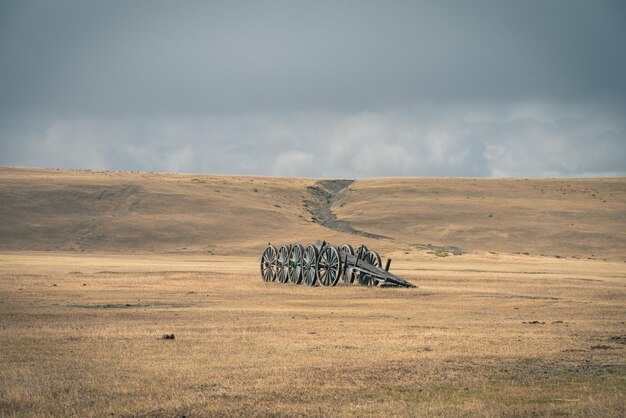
[1,167,625,261]
[1,167,625,416]
[0,251,624,417]
[336,177,626,260]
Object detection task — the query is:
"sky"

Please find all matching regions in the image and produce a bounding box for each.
[1,0,625,178]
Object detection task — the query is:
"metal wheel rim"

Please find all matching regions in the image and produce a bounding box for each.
[260,245,277,282]
[317,246,341,287]
[288,243,304,284]
[303,244,318,286]
[277,244,291,284]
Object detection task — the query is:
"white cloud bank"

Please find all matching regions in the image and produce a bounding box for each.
[1,102,624,178]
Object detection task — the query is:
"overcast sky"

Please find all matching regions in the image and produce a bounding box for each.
[1,0,625,177]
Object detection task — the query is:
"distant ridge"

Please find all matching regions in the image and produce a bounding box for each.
[1,167,625,260]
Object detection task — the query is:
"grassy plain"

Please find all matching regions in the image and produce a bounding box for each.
[0,167,625,416]
[1,252,624,416]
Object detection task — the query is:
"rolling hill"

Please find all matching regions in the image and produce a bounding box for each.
[1,166,624,260]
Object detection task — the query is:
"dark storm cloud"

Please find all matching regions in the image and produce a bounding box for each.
[0,0,625,176]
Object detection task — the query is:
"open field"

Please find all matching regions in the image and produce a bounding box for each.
[1,252,625,416]
[1,167,625,416]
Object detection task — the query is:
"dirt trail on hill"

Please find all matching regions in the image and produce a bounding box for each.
[303,180,390,240]
[302,180,465,253]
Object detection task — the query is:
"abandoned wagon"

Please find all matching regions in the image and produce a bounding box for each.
[260,241,415,288]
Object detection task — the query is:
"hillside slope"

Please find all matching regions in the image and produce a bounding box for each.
[1,167,624,259]
[335,177,626,260]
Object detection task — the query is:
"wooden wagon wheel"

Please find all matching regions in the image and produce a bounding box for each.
[288,243,304,285]
[317,245,342,287]
[355,244,369,259]
[361,249,382,286]
[276,244,291,284]
[363,250,382,267]
[340,244,356,284]
[302,244,319,286]
[260,244,277,282]
[352,244,368,283]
